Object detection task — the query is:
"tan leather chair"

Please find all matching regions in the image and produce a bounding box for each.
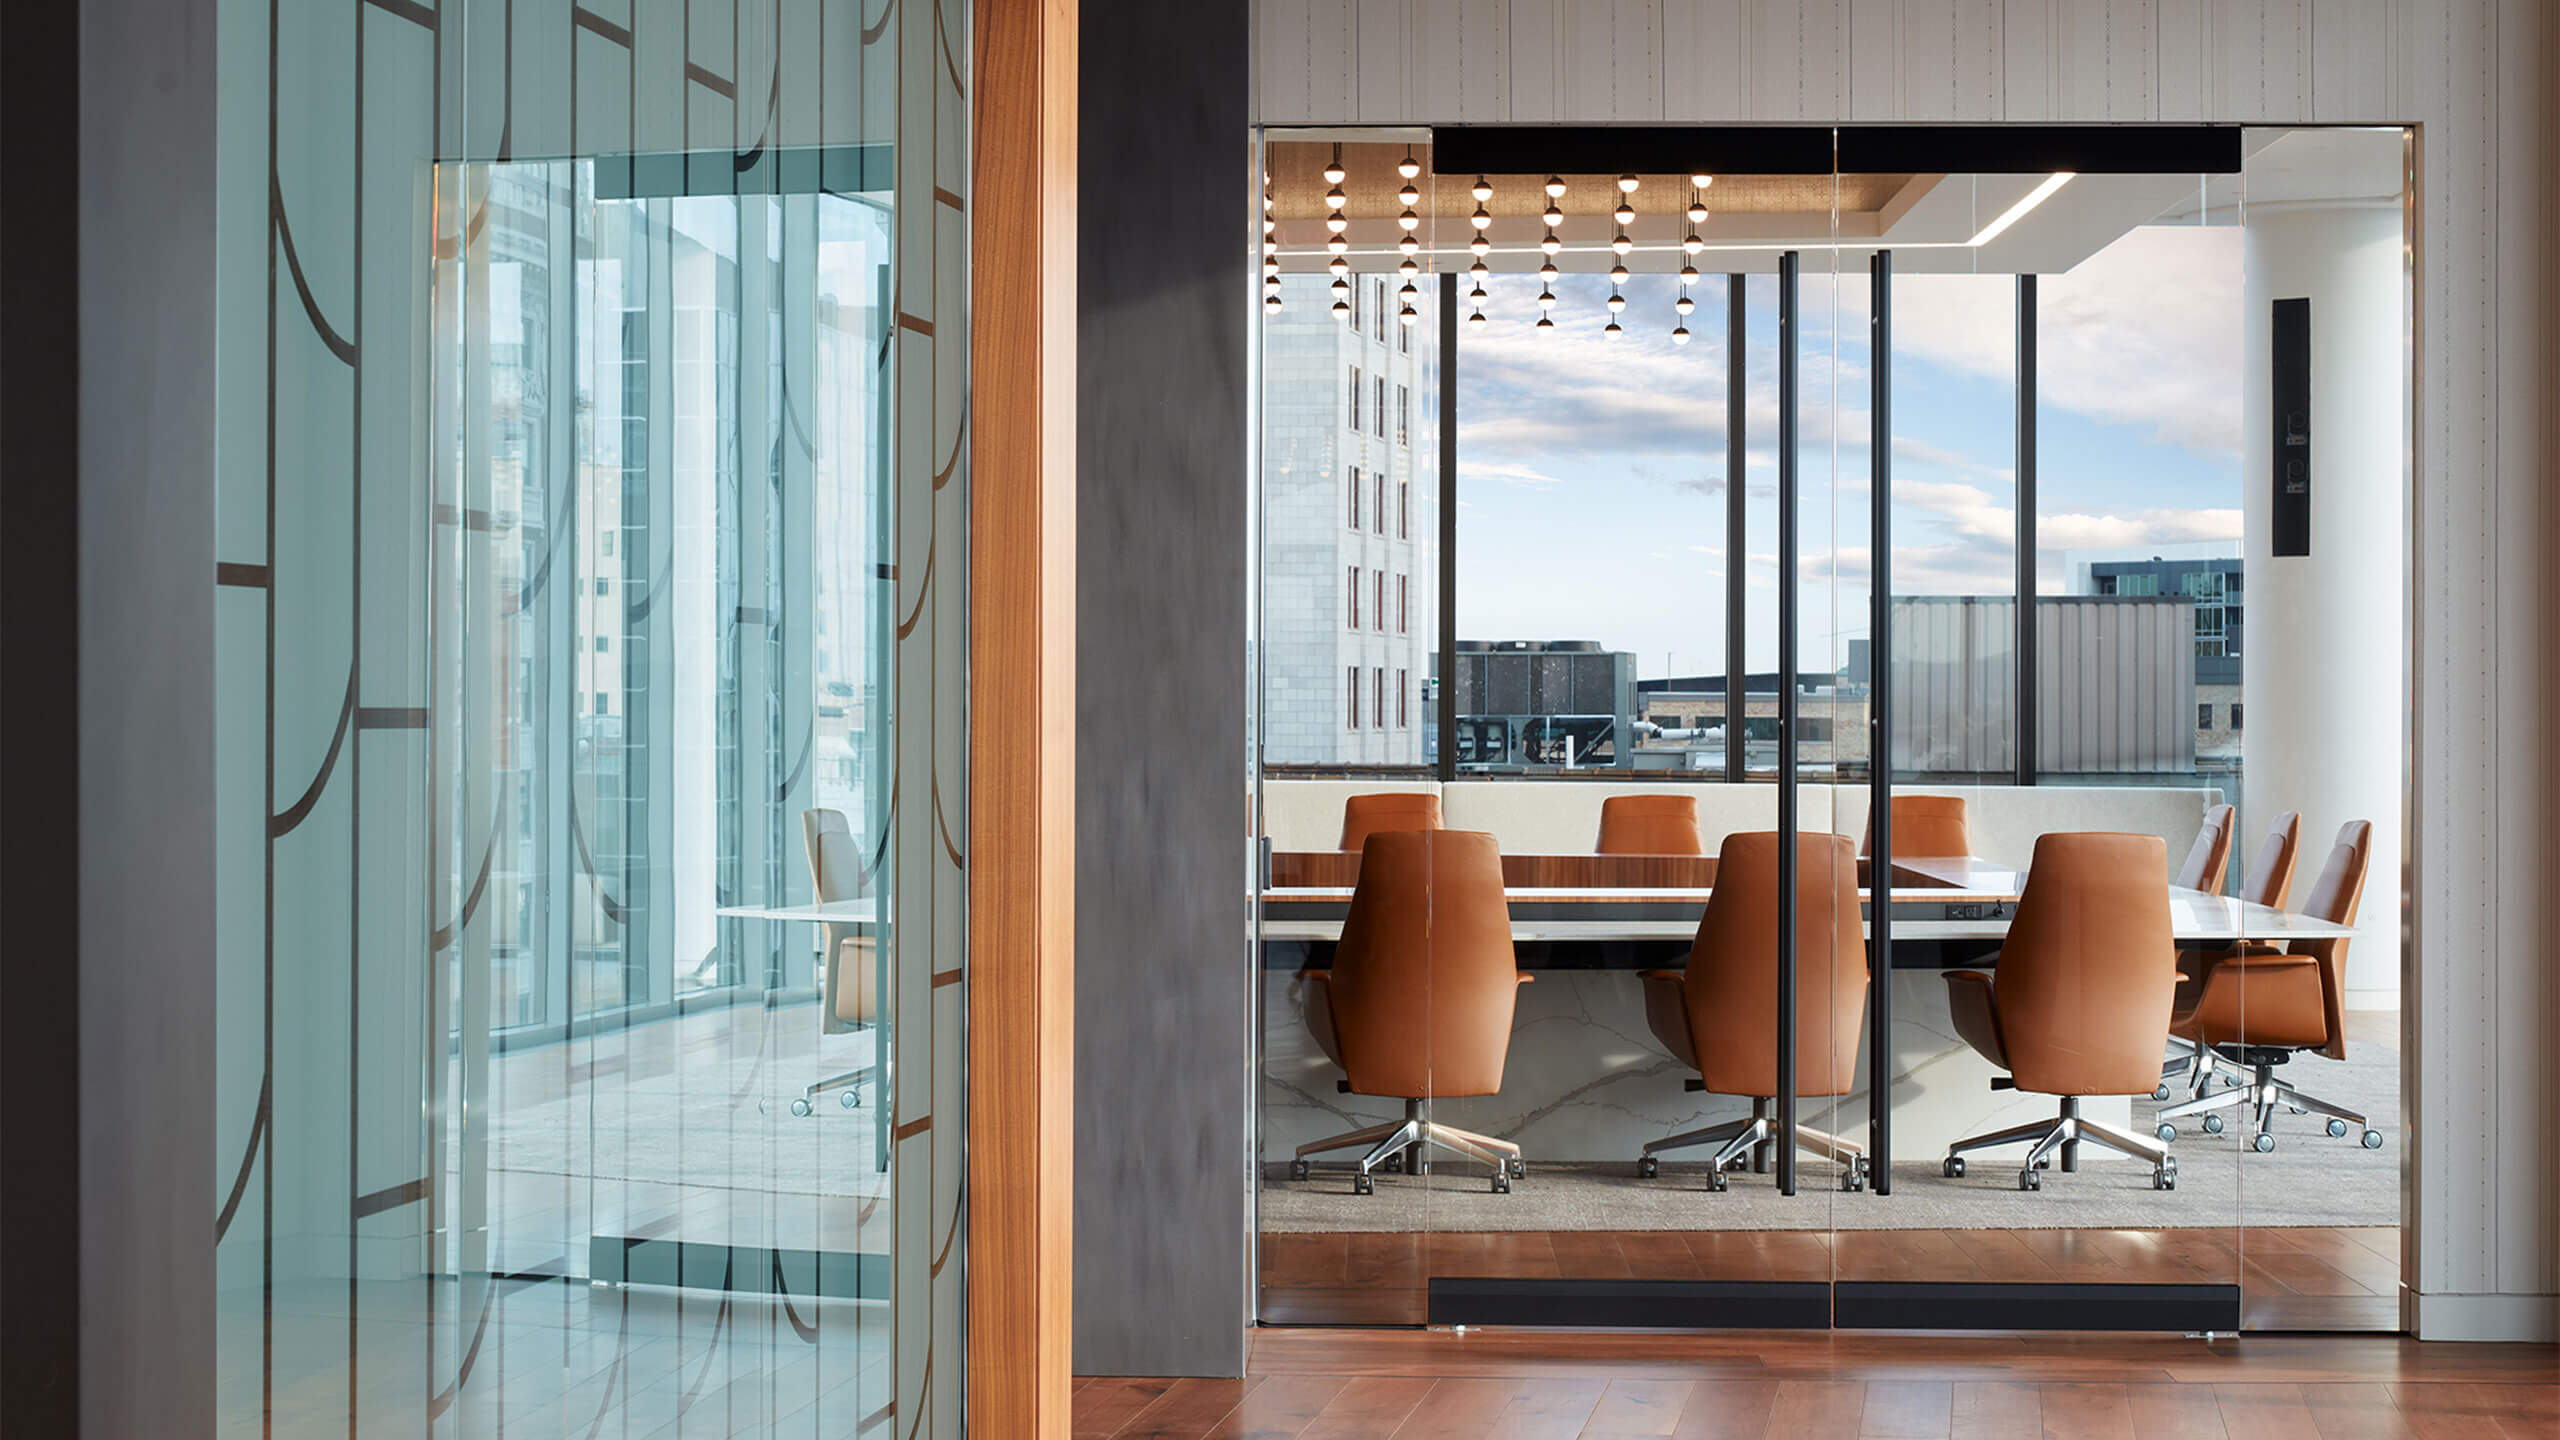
[1634,832,1871,1192]
[2155,821,2380,1152]
[1290,829,1530,1194]
[2176,803,2236,893]
[1859,794,1971,859]
[2160,810,2300,1102]
[1338,792,1442,852]
[1596,794,1707,856]
[795,809,883,1116]
[1941,832,2181,1191]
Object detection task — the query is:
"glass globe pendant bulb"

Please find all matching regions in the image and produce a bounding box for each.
[1328,255,1349,275]
[1398,151,1421,181]
[1326,183,1347,209]
[1398,182,1421,208]
[1326,235,1348,254]
[1399,278,1418,299]
[1326,213,1348,234]
[1610,261,1630,285]
[1606,291,1626,314]
[1679,263,1700,287]
[1690,173,1713,190]
[1675,292,1694,316]
[1540,231,1562,256]
[1399,306,1418,326]
[1683,233,1705,255]
[1534,315,1555,333]
[1467,309,1487,327]
[1472,175,1492,202]
[1611,233,1633,256]
[1470,204,1492,230]
[1332,299,1349,315]
[1398,256,1418,277]
[1323,147,1346,186]
[1688,200,1709,224]
[1672,324,1691,345]
[1263,216,1276,235]
[1398,209,1420,231]
[1397,235,1419,257]
[1331,276,1350,297]
[1614,201,1635,225]
[1469,258,1489,281]
[1544,175,1567,199]
[1538,259,1559,283]
[1604,319,1624,338]
[1541,202,1564,227]
[1468,235,1491,257]
[1468,282,1487,303]
[1536,287,1557,310]
[1617,173,1640,193]
[1265,292,1283,312]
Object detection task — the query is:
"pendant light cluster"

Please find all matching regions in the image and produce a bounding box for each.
[1271,149,1716,345]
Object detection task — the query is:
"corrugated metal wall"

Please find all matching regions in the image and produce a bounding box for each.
[1891,596,2192,775]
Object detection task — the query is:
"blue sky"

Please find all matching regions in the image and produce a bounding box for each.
[1451,225,2244,677]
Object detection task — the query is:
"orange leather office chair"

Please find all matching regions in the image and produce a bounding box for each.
[1941,833,2181,1191]
[2160,810,2300,1102]
[795,809,883,1116]
[1859,794,1972,860]
[2155,821,2379,1152]
[1596,794,1707,855]
[1634,832,1871,1192]
[1291,829,1530,1194]
[1338,792,1442,852]
[2176,803,2237,893]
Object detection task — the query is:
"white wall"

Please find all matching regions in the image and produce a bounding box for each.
[1251,0,2559,1340]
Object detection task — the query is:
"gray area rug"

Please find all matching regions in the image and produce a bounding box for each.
[1260,1043,2400,1233]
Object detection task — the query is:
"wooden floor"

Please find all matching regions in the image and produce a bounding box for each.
[1261,1227,2403,1332]
[1076,1330,2560,1439]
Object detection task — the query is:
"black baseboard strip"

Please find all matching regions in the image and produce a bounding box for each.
[589,1236,891,1302]
[1426,1278,1832,1329]
[1833,1282,2241,1332]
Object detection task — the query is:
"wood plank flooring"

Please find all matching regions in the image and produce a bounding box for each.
[1076,1332,2560,1440]
[1260,1227,2403,1332]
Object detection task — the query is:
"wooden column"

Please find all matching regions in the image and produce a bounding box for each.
[970,0,1077,1435]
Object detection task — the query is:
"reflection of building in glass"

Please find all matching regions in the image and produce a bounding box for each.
[2078,554,2244,762]
[1261,274,1438,767]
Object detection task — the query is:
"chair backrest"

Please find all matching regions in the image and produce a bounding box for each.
[1683,831,1868,1099]
[1329,830,1519,1098]
[1860,794,1971,859]
[2177,803,2236,892]
[1339,792,1443,852]
[2239,810,2302,910]
[1596,794,1707,856]
[2291,820,2372,1061]
[1993,832,2177,1095]
[802,808,878,1026]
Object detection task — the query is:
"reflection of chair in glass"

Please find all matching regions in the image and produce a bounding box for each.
[1635,832,1871,1192]
[1859,794,1971,858]
[1338,792,1441,851]
[792,808,882,1117]
[1290,830,1528,1195]
[2160,810,2300,1103]
[1941,833,2181,1192]
[2155,821,2380,1152]
[1596,794,1706,855]
[2177,803,2237,892]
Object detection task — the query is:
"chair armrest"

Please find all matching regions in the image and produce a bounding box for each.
[1942,970,2007,1071]
[1516,974,1535,985]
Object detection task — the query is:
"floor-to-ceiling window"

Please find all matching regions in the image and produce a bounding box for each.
[213,4,969,1433]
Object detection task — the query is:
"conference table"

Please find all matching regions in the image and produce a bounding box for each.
[1256,851,2353,1182]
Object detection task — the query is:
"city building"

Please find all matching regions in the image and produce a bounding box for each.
[1261,274,1439,767]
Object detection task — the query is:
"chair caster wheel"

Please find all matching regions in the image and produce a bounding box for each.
[2203,1114,2225,1135]
[790,1098,814,1118]
[1840,1160,1868,1193]
[2155,1160,2178,1191]
[1290,1159,1310,1181]
[2360,1130,2383,1150]
[1381,1154,1405,1175]
[2018,1170,2042,1192]
[1637,1156,1660,1179]
[2153,1084,2172,1102]
[1490,1172,1511,1195]
[1942,1157,1965,1179]
[843,1089,863,1109]
[2252,1133,2276,1153]
[1705,1170,1729,1193]
[2326,1118,2349,1138]
[2156,1123,2177,1142]
[1352,1174,1375,1196]
[1509,1158,1527,1179]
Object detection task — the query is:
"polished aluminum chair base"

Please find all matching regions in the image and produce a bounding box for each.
[1943,1097,2178,1191]
[1636,1100,1870,1192]
[790,1067,872,1117]
[2153,1051,2384,1152]
[1290,1099,1524,1194]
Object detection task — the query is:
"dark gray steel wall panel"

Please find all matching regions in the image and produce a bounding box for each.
[1074,0,1253,1379]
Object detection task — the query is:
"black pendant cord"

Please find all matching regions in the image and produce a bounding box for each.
[1775,250,1798,1198]
[1868,250,1893,1191]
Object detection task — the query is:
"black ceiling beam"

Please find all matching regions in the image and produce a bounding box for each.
[1429,124,2241,177]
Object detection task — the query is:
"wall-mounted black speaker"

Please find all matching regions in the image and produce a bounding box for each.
[2272,297,2311,557]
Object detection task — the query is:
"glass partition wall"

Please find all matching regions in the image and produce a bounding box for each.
[1255,124,2410,1335]
[213,3,969,1433]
